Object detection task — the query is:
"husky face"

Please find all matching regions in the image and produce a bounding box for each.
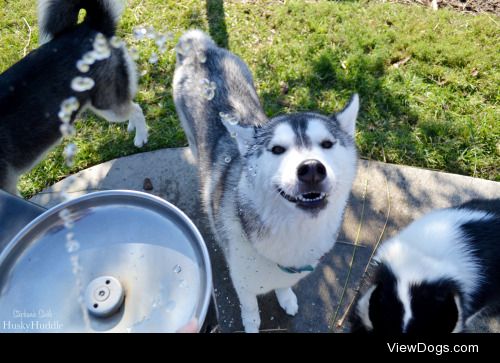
[223,95,359,216]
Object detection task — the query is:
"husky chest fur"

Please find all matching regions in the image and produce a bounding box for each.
[173,30,359,332]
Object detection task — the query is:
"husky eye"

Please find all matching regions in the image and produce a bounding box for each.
[271,145,286,155]
[321,140,335,149]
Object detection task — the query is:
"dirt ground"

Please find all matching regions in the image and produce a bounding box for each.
[388,0,500,15]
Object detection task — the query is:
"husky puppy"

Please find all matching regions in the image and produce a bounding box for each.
[173,30,359,332]
[350,198,500,333]
[0,0,148,194]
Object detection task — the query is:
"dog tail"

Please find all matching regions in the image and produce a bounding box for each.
[38,0,125,44]
[175,29,216,65]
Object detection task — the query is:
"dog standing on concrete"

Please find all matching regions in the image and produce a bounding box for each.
[173,30,359,332]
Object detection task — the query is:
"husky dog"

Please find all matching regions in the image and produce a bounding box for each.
[350,198,500,333]
[173,30,359,332]
[0,0,148,194]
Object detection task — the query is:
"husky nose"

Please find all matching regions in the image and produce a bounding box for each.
[297,159,326,184]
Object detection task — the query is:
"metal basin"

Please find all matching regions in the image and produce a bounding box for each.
[0,190,212,332]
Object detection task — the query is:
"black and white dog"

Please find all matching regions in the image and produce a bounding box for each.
[173,30,359,332]
[0,0,148,194]
[351,199,500,333]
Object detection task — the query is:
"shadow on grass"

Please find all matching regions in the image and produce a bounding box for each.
[259,48,421,163]
[206,0,229,49]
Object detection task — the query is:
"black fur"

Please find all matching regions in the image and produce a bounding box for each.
[0,0,130,193]
[350,198,500,334]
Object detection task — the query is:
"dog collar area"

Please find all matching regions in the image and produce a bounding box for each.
[277,264,314,274]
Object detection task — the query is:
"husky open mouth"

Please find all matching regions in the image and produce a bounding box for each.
[277,188,327,208]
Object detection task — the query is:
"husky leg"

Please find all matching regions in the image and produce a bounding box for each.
[90,102,148,147]
[234,285,260,333]
[275,287,299,316]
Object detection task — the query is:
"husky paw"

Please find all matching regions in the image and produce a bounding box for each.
[242,312,261,333]
[134,127,148,148]
[276,288,299,316]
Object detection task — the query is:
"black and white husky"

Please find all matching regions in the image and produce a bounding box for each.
[173,30,359,332]
[351,199,500,333]
[0,0,148,194]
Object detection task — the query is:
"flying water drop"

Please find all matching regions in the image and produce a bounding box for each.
[76,60,90,73]
[200,78,216,100]
[71,77,95,92]
[148,52,158,64]
[110,36,124,48]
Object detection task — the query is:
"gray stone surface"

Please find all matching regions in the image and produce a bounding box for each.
[31,148,500,332]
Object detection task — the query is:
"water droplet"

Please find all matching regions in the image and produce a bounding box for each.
[219,112,238,126]
[64,143,77,167]
[65,236,80,253]
[59,209,71,220]
[76,60,90,73]
[146,26,156,39]
[199,79,216,100]
[270,316,275,321]
[58,111,71,123]
[110,36,123,48]
[64,220,74,229]
[82,52,96,65]
[165,300,176,312]
[224,156,231,163]
[230,131,237,138]
[173,264,182,274]
[92,33,111,60]
[71,77,95,92]
[179,279,187,288]
[148,52,158,64]
[59,124,76,137]
[197,50,207,63]
[61,97,79,114]
[248,166,253,171]
[129,48,139,60]
[133,26,147,40]
[154,34,167,48]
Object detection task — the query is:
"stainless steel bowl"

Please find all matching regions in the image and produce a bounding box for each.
[0,190,212,332]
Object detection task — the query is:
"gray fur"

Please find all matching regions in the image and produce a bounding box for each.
[173,30,359,332]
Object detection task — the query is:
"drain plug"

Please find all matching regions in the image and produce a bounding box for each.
[85,276,125,318]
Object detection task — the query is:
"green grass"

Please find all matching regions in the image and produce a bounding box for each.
[0,0,498,198]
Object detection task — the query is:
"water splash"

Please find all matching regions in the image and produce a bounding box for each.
[71,77,95,92]
[133,26,147,40]
[76,60,90,73]
[92,33,111,60]
[110,36,124,49]
[200,78,216,100]
[63,143,77,167]
[219,112,239,126]
[197,50,207,63]
[60,97,79,114]
[148,53,158,64]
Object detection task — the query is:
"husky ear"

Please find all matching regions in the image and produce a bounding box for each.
[335,93,359,137]
[221,120,255,156]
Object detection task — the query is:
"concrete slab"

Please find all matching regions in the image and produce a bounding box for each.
[31,148,500,332]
